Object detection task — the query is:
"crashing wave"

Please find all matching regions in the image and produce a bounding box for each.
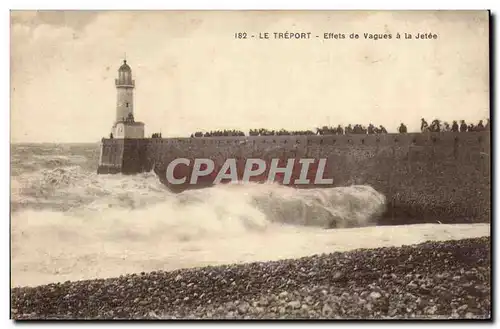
[12,164,386,231]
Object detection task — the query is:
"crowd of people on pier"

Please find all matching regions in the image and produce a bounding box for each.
[316,124,389,135]
[191,129,245,138]
[189,125,388,137]
[248,128,316,136]
[417,118,489,133]
[188,118,489,138]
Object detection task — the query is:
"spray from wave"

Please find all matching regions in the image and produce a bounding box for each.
[12,165,386,233]
[11,146,388,286]
[10,145,491,287]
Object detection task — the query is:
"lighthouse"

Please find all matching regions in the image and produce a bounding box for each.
[111,59,145,139]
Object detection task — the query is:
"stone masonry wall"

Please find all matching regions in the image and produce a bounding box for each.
[98,131,490,223]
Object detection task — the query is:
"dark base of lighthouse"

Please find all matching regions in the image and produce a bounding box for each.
[96,165,123,175]
[97,138,152,175]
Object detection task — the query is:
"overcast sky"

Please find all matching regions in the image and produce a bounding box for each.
[11,10,489,143]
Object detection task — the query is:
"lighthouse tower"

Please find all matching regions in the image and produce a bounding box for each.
[111,59,145,139]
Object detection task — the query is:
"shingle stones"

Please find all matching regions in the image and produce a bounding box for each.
[11,237,490,320]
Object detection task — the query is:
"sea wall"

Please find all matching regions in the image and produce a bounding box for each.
[98,131,491,223]
[97,139,125,174]
[97,138,151,174]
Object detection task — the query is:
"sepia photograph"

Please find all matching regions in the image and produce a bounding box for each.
[10,10,491,320]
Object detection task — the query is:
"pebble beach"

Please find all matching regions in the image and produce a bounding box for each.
[11,236,491,320]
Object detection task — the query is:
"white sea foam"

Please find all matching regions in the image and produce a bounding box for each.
[10,146,490,287]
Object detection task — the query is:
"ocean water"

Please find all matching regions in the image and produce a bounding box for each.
[11,143,388,229]
[10,143,489,287]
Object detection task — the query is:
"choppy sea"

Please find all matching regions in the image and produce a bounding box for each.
[10,143,488,287]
